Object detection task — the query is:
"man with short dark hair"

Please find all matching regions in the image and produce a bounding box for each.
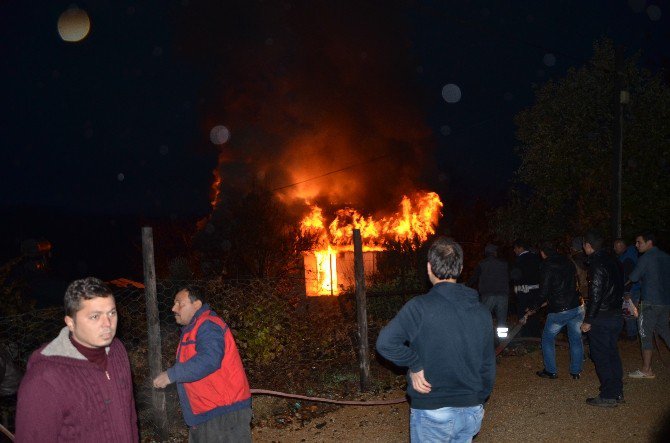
[627,232,670,379]
[468,243,509,328]
[580,231,624,407]
[511,239,542,337]
[15,277,138,441]
[376,237,495,442]
[534,241,584,380]
[153,285,252,442]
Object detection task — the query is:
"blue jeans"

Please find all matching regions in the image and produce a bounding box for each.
[541,305,585,374]
[410,405,484,443]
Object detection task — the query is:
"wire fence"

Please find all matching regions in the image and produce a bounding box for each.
[0,277,418,440]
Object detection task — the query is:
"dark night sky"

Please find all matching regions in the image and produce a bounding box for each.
[1,1,668,281]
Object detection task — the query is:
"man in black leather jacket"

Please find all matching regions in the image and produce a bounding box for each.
[534,242,584,380]
[580,230,624,407]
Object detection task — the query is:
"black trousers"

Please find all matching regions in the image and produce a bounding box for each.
[189,408,252,443]
[588,316,624,399]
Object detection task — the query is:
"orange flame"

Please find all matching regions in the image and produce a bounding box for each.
[301,192,443,295]
[301,191,442,252]
[210,170,222,208]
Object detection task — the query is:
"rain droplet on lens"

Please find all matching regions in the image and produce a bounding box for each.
[440,125,452,136]
[441,84,462,104]
[647,5,662,21]
[210,125,230,145]
[543,53,556,67]
[117,173,125,181]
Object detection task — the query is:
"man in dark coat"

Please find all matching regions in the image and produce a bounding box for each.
[377,237,495,442]
[468,243,510,328]
[510,239,542,337]
[533,242,584,380]
[581,230,624,407]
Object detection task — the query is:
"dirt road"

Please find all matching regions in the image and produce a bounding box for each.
[252,338,670,442]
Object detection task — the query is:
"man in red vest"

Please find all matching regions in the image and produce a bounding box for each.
[153,285,251,442]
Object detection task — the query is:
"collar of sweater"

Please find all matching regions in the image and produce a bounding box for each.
[40,327,111,360]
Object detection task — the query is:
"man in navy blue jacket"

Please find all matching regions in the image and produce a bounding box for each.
[376,237,496,442]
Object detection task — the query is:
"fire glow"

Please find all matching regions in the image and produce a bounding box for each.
[300,192,443,296]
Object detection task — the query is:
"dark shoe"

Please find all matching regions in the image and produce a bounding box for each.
[570,373,580,380]
[586,396,617,408]
[536,369,557,379]
[616,394,625,404]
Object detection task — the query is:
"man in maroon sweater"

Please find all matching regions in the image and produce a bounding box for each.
[15,277,138,442]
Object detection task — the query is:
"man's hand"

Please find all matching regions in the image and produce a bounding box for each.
[410,369,432,394]
[580,322,591,333]
[153,371,171,389]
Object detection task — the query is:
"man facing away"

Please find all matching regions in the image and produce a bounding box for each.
[468,243,510,328]
[627,231,670,379]
[15,277,138,442]
[510,239,543,337]
[614,237,641,341]
[533,241,584,380]
[376,237,495,442]
[580,230,624,407]
[153,285,251,442]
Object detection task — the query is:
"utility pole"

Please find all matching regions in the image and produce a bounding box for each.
[142,227,169,442]
[612,45,627,239]
[353,229,370,391]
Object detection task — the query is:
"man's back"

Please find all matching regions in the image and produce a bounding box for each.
[540,254,580,313]
[511,251,541,285]
[587,250,624,317]
[376,282,495,409]
[476,256,509,295]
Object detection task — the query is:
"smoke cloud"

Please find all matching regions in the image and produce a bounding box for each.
[177,1,437,215]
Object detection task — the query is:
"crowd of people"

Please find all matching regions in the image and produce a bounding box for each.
[468,230,670,409]
[2,230,669,442]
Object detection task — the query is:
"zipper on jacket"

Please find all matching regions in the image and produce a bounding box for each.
[105,370,110,380]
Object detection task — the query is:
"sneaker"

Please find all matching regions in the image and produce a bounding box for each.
[628,369,655,379]
[570,373,580,380]
[536,369,557,379]
[586,396,617,408]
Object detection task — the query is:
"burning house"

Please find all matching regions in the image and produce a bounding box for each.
[299,192,443,296]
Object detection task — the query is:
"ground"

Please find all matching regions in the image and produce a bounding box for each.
[251,338,670,442]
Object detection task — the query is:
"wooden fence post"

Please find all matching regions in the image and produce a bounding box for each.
[353,229,370,391]
[142,227,169,441]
